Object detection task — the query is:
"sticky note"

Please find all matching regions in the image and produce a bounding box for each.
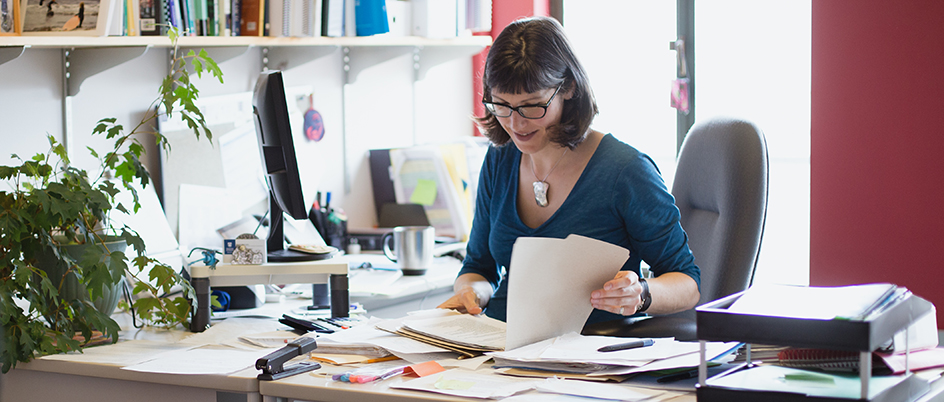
[404,361,445,377]
[434,376,475,390]
[409,179,438,206]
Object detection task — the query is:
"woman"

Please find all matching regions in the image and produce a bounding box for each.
[437,16,701,327]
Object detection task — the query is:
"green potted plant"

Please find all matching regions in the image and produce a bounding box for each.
[0,29,223,373]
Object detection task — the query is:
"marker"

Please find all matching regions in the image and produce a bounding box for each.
[597,339,654,352]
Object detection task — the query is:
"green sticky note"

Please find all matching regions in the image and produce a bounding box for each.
[410,179,438,206]
[781,372,836,385]
[434,376,475,390]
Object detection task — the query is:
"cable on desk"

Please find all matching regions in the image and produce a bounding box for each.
[122,280,144,329]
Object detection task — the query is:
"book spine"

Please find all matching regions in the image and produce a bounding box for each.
[239,0,262,35]
[206,0,216,35]
[218,0,228,35]
[139,0,160,35]
[230,0,240,35]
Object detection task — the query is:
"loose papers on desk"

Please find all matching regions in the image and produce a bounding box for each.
[391,368,539,399]
[315,311,460,363]
[373,309,505,358]
[490,332,738,377]
[506,234,629,350]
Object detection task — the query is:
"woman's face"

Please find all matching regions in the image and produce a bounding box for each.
[489,85,567,155]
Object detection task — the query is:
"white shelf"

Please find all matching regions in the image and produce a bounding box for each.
[0,34,491,49]
[0,35,491,94]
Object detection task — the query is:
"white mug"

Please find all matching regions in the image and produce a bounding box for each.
[382,226,435,275]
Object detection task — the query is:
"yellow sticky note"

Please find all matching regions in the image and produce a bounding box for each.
[410,179,438,206]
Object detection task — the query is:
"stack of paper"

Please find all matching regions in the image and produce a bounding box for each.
[490,332,738,378]
[376,311,506,358]
[727,283,901,320]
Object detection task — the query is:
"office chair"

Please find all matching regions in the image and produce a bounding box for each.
[583,117,769,341]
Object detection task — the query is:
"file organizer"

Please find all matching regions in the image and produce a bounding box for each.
[694,289,934,402]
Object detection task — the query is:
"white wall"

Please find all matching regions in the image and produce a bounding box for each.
[0,44,474,235]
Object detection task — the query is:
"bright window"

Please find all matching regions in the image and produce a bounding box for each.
[564,1,812,286]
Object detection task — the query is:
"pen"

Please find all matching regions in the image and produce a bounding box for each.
[597,339,654,352]
[656,368,699,383]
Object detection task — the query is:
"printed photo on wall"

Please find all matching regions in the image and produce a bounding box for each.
[20,0,110,35]
[1,0,20,34]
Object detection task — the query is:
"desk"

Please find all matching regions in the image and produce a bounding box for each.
[347,254,461,318]
[256,369,697,402]
[0,315,265,402]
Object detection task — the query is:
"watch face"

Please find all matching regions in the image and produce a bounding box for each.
[304,109,325,141]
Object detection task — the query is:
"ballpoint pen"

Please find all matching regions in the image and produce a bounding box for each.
[597,338,654,352]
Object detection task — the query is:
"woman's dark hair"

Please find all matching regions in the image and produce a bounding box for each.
[476,16,598,149]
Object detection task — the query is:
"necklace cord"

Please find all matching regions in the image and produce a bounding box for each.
[530,148,569,183]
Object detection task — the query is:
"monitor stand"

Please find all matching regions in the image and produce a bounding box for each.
[266,197,337,262]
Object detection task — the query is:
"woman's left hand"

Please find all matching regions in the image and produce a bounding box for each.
[590,271,645,316]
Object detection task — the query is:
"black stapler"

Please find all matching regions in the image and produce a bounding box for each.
[255,336,321,380]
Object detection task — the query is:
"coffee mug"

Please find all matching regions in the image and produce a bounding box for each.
[382,226,435,275]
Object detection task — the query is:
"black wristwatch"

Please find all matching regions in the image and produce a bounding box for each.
[637,279,652,313]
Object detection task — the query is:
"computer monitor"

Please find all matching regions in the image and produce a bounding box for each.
[252,70,325,262]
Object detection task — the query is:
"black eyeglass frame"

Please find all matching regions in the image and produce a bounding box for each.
[482,82,564,119]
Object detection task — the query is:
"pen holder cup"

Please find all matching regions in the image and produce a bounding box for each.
[309,208,347,249]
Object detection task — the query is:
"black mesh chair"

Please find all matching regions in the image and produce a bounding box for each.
[583,117,769,341]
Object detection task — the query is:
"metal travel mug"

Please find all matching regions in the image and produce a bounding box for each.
[382,226,435,275]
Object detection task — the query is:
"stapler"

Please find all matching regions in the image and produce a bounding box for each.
[255,337,321,380]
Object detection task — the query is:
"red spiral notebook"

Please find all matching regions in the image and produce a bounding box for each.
[778,347,944,374]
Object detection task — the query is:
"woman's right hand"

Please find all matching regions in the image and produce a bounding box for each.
[437,286,484,315]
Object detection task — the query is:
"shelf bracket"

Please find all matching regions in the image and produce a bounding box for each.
[66,46,150,96]
[0,46,27,66]
[344,45,413,85]
[267,46,339,72]
[415,45,486,82]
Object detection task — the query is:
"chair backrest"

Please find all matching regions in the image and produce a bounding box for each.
[672,117,769,306]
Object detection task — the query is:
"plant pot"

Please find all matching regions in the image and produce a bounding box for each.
[33,237,128,317]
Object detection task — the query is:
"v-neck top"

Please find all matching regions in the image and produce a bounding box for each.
[457,134,700,326]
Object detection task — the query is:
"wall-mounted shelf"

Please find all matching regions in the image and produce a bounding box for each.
[0,35,491,93]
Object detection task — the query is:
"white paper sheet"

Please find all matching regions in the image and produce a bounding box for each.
[727,283,897,320]
[122,344,275,375]
[39,340,191,366]
[538,333,696,365]
[390,368,539,399]
[506,234,629,350]
[535,377,666,401]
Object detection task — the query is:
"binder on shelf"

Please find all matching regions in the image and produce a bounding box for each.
[139,0,160,35]
[342,0,354,36]
[267,0,289,36]
[239,0,264,35]
[695,284,935,402]
[354,0,387,36]
[193,0,207,34]
[321,0,342,37]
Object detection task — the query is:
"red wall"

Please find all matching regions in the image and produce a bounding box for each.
[471,1,550,134]
[811,1,944,326]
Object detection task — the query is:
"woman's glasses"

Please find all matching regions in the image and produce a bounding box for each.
[483,83,563,119]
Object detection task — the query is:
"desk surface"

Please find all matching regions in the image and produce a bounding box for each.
[258,366,696,402]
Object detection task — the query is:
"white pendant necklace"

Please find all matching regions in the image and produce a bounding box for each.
[529,148,569,207]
